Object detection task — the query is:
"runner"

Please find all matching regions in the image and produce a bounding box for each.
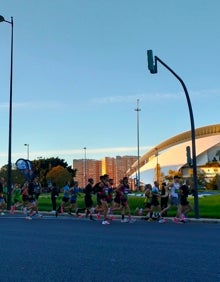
[66,181,82,217]
[10,183,22,214]
[50,182,59,213]
[84,178,95,220]
[147,181,161,222]
[159,175,181,223]
[56,181,70,217]
[177,181,192,222]
[93,175,104,220]
[136,185,152,220]
[99,174,111,225]
[25,179,42,220]
[106,178,115,220]
[0,177,6,215]
[119,177,135,223]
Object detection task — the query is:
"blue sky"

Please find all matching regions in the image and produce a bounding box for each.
[0,0,220,168]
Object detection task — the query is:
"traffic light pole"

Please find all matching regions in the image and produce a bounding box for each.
[147,50,199,219]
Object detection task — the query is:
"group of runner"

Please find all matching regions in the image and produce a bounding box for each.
[0,176,42,219]
[0,174,192,224]
[136,175,192,223]
[56,174,135,225]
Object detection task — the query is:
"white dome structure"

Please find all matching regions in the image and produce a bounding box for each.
[127,124,220,183]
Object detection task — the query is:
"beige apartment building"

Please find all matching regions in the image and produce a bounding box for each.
[73,155,137,188]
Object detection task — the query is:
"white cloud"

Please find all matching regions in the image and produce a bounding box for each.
[0,146,152,167]
[91,89,220,105]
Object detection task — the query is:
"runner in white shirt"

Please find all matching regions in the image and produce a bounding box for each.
[159,175,181,223]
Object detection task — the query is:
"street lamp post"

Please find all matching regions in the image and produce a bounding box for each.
[155,147,159,182]
[83,147,87,188]
[24,144,30,160]
[135,99,141,190]
[147,50,199,219]
[0,15,14,210]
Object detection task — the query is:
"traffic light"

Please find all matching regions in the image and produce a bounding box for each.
[147,50,157,74]
[186,146,192,166]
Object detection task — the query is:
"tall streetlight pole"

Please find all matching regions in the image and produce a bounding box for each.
[155,147,159,182]
[135,99,141,190]
[24,144,29,159]
[147,49,199,218]
[83,147,87,188]
[0,15,14,210]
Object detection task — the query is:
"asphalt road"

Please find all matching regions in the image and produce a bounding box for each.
[0,215,220,282]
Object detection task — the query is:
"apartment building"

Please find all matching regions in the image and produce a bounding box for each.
[73,155,137,188]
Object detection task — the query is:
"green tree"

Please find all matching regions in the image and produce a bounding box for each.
[0,165,26,185]
[164,170,181,183]
[207,175,218,190]
[32,157,76,188]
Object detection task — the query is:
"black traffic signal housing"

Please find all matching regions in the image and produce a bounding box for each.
[147,50,157,74]
[186,146,192,167]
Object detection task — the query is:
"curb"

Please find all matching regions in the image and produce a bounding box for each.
[5,211,220,223]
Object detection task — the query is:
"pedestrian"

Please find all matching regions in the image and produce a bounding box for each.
[0,177,6,215]
[119,176,135,223]
[25,179,42,219]
[33,176,42,200]
[159,175,181,223]
[106,178,115,219]
[147,181,161,222]
[66,181,82,217]
[112,179,123,211]
[136,184,152,219]
[93,175,104,219]
[99,174,111,225]
[84,178,95,220]
[160,182,169,216]
[50,182,59,213]
[10,183,22,214]
[56,181,70,216]
[177,180,192,222]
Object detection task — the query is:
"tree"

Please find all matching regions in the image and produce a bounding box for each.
[206,175,218,190]
[46,165,73,188]
[164,170,181,183]
[31,157,75,188]
[0,165,26,185]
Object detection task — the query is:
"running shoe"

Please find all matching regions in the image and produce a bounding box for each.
[181,214,186,221]
[121,219,129,223]
[77,214,82,218]
[129,219,136,223]
[172,217,182,224]
[10,205,16,214]
[102,220,110,225]
[158,218,167,224]
[22,207,27,214]
[1,212,5,216]
[25,216,32,220]
[147,218,153,222]
[179,219,186,224]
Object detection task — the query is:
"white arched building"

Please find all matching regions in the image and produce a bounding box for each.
[127,124,220,184]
